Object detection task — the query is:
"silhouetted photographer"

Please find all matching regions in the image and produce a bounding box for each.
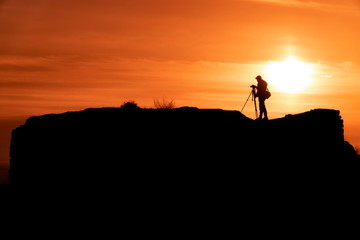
[241,75,271,120]
[253,75,270,120]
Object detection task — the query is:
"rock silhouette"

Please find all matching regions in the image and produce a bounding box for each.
[9,107,358,184]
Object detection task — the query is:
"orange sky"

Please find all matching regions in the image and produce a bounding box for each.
[1,0,360,155]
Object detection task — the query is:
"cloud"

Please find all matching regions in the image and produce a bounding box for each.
[245,0,360,14]
[0,55,63,75]
[0,0,284,62]
[0,0,4,9]
[246,0,336,7]
[0,64,54,72]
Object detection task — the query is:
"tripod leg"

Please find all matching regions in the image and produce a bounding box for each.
[251,89,258,119]
[241,91,253,113]
[254,98,258,119]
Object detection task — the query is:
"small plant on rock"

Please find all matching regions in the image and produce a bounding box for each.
[153,98,175,109]
[120,100,140,111]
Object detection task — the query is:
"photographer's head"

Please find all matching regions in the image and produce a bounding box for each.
[255,75,263,81]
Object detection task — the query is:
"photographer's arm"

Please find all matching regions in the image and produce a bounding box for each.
[250,85,258,98]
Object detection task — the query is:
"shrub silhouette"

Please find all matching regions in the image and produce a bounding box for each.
[153,98,175,109]
[120,100,140,111]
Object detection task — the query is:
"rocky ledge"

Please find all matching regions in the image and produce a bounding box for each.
[9,107,358,184]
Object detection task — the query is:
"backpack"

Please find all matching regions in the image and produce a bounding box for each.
[264,87,271,99]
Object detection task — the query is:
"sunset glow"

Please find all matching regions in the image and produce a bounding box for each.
[266,57,314,93]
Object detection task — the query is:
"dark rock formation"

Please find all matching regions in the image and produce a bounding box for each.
[9,107,358,184]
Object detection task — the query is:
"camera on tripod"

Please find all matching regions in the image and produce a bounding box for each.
[250,85,257,96]
[241,84,258,118]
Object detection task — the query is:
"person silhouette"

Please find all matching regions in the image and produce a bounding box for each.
[254,75,268,120]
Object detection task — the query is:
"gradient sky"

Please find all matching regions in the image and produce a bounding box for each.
[1,0,360,170]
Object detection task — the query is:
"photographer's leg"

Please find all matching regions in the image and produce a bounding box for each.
[263,101,268,120]
[258,99,264,120]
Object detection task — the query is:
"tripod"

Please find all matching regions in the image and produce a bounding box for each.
[241,86,258,119]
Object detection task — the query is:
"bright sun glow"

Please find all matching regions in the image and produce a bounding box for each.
[265,57,314,93]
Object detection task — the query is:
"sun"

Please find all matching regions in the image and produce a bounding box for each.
[265,57,314,93]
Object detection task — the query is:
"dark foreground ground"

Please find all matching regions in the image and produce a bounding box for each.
[9,106,359,184]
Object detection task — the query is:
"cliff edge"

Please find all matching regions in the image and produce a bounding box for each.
[9,107,358,184]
